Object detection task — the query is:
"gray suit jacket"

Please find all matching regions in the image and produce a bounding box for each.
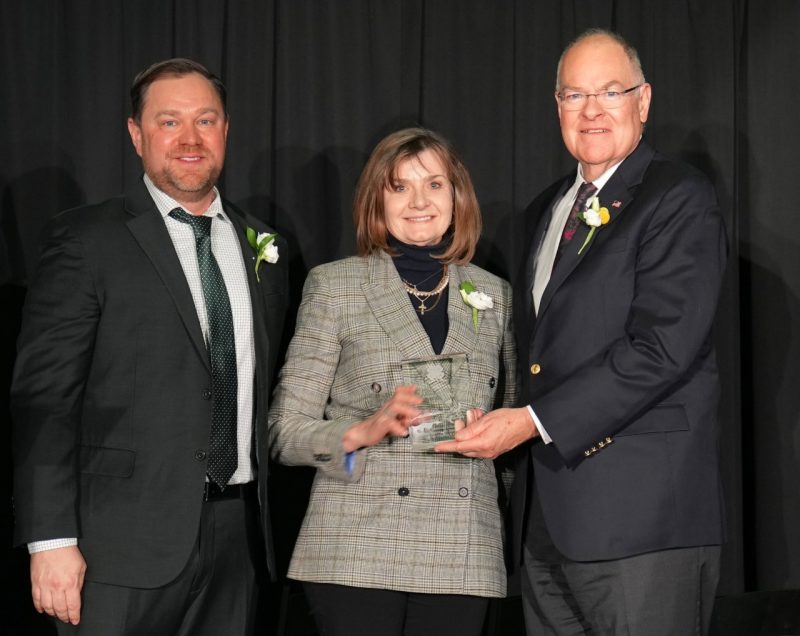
[269,250,516,597]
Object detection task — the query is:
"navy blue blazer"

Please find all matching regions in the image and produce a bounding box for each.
[510,140,727,563]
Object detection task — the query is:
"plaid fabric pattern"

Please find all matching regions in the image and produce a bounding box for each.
[269,251,517,596]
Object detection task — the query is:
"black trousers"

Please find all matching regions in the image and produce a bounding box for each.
[55,491,264,636]
[303,581,490,636]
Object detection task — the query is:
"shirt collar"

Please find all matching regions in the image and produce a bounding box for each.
[143,174,226,222]
[574,160,621,192]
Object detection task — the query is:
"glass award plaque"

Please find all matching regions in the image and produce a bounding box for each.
[406,408,464,450]
[401,353,467,450]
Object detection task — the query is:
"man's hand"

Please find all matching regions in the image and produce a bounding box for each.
[434,407,538,458]
[30,545,86,625]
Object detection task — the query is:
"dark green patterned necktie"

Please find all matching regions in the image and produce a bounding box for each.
[170,207,238,488]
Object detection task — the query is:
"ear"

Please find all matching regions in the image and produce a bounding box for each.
[637,83,652,124]
[127,118,143,157]
[554,91,563,122]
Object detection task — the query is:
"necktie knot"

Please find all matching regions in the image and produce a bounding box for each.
[170,207,212,238]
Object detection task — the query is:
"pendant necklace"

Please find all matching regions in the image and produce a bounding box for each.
[402,265,449,315]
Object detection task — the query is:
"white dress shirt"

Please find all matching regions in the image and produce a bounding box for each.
[527,162,621,444]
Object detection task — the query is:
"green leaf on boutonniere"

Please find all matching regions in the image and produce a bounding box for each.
[246,227,259,250]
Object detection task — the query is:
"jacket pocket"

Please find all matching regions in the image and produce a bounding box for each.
[79,445,136,477]
[616,404,689,437]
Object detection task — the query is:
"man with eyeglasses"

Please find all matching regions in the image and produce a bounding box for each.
[436,28,726,634]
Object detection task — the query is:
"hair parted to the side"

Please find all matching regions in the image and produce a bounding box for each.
[130,58,227,123]
[555,28,646,92]
[353,127,482,265]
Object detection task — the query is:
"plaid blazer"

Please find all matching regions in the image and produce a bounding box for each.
[269,250,517,596]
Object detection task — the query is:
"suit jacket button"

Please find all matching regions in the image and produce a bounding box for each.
[397,487,410,497]
[530,364,541,375]
[202,389,212,400]
[194,450,206,461]
[458,487,469,498]
[371,382,382,393]
[489,377,496,388]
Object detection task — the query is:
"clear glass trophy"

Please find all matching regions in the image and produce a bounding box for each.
[401,353,467,450]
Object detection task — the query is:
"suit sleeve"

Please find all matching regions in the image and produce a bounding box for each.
[268,266,365,481]
[535,173,727,467]
[11,215,100,545]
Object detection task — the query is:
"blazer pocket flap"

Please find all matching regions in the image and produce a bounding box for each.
[79,445,136,477]
[617,404,689,437]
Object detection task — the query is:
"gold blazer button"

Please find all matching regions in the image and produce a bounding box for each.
[530,363,541,375]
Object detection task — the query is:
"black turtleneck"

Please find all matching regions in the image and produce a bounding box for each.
[388,234,450,354]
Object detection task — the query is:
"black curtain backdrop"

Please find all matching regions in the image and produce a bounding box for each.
[1,0,798,633]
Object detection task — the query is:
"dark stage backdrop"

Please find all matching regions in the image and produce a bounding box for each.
[1,0,798,633]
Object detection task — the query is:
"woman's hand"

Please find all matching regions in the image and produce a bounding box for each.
[342,385,423,452]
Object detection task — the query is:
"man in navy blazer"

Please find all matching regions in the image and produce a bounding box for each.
[437,29,726,634]
[11,59,287,634]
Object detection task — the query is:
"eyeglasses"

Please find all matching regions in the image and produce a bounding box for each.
[557,84,643,111]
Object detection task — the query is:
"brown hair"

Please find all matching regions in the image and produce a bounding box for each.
[353,127,481,265]
[130,58,227,123]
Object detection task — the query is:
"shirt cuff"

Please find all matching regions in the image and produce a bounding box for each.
[28,538,78,554]
[344,451,356,476]
[526,405,552,444]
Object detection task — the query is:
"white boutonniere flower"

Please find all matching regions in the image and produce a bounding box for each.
[246,227,279,282]
[459,281,493,332]
[576,196,611,255]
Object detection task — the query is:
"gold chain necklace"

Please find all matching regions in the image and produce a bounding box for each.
[402,265,449,315]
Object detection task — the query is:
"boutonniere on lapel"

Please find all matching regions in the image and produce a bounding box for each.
[577,196,611,255]
[459,281,493,333]
[246,227,279,282]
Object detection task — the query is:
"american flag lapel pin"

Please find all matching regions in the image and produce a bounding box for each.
[612,200,622,208]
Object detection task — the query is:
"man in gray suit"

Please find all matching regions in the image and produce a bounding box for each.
[12,58,287,634]
[437,29,726,634]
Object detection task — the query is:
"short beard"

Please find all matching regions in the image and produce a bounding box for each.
[151,164,221,202]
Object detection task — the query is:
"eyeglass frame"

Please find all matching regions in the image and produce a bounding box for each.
[556,84,644,111]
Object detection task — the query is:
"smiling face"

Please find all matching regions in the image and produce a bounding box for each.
[383,148,454,247]
[556,34,651,182]
[127,72,228,214]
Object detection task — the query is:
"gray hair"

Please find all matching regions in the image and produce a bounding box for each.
[555,28,646,92]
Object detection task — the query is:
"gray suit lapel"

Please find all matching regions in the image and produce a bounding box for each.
[124,181,209,371]
[443,265,478,356]
[362,251,454,404]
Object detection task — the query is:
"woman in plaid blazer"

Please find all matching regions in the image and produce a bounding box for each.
[269,128,517,636]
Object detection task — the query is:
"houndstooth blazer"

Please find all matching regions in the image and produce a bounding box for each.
[269,249,517,597]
